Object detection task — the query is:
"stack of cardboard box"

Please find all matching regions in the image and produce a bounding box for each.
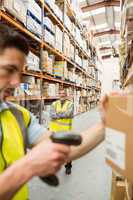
[75,50,82,67]
[44,17,55,34]
[63,62,68,80]
[70,43,75,61]
[26,51,40,71]
[55,26,63,52]
[106,94,133,182]
[64,14,71,31]
[44,29,55,47]
[53,61,65,77]
[3,0,27,24]
[64,33,70,57]
[42,51,54,74]
[25,0,42,37]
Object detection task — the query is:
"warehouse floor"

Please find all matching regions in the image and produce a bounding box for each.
[29,109,112,200]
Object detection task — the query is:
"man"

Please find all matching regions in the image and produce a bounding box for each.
[49,89,74,175]
[0,24,71,200]
[0,24,105,200]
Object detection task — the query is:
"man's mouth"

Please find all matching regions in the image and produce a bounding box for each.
[4,88,15,97]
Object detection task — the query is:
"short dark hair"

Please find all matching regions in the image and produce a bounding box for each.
[0,23,29,55]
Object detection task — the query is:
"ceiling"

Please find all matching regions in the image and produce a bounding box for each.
[79,0,121,59]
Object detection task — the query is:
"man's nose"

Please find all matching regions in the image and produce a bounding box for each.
[9,74,20,87]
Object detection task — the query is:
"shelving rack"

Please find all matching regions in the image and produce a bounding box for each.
[111,1,133,199]
[0,0,101,121]
[120,0,133,86]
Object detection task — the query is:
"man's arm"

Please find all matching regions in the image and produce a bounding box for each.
[36,123,105,162]
[50,103,60,119]
[58,102,74,119]
[50,102,74,119]
[68,123,105,161]
[0,139,70,200]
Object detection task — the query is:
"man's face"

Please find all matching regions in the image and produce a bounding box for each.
[0,47,26,99]
[59,90,67,100]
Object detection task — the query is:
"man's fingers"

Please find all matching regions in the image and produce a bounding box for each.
[54,144,70,155]
[99,95,109,125]
[101,95,108,108]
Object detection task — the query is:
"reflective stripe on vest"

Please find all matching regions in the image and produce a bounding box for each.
[50,100,73,132]
[0,104,30,200]
[51,120,72,126]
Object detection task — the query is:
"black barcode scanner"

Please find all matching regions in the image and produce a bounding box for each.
[40,132,82,186]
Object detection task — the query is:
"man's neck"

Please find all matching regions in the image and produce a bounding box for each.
[60,99,66,105]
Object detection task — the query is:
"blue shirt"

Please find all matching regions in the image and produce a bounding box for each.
[0,102,46,146]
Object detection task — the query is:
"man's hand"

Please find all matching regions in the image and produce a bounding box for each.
[26,139,70,177]
[0,138,70,200]
[99,95,108,125]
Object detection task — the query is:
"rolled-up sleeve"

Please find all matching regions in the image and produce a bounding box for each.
[50,103,59,119]
[27,113,47,146]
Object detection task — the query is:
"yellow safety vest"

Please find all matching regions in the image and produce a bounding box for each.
[49,100,73,132]
[0,103,31,200]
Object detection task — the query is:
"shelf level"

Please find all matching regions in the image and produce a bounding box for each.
[22,70,98,90]
[6,96,60,101]
[0,11,95,79]
[44,2,90,59]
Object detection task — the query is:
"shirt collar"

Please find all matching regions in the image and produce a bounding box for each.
[0,101,14,112]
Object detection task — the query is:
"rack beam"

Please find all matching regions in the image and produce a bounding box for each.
[81,0,120,12]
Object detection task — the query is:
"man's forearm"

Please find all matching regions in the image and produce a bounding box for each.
[0,155,34,200]
[69,123,105,161]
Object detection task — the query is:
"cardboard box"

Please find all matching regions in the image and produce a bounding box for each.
[70,43,75,61]
[64,33,70,57]
[45,0,55,10]
[26,51,40,71]
[105,94,133,182]
[44,29,55,47]
[41,51,54,74]
[3,0,27,24]
[71,23,76,37]
[64,14,71,31]
[26,11,42,37]
[55,26,63,52]
[53,61,65,77]
[44,17,55,34]
[24,0,42,22]
[54,4,63,21]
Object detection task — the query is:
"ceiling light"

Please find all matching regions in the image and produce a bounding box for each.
[115,22,120,28]
[91,23,108,30]
[98,40,111,46]
[82,7,105,19]
[114,7,121,12]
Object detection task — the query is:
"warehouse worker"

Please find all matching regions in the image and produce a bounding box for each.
[0,24,105,200]
[0,24,71,200]
[49,89,74,174]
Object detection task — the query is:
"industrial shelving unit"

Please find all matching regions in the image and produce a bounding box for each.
[0,0,101,122]
[120,0,133,87]
[111,1,133,199]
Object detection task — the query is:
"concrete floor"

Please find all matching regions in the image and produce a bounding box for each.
[29,109,112,200]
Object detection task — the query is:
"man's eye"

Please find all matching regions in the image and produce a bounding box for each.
[5,68,18,75]
[7,68,15,74]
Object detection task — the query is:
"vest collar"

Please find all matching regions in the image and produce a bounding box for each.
[0,101,14,112]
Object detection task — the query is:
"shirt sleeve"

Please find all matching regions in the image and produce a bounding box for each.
[59,102,74,118]
[50,103,60,119]
[27,113,47,146]
[50,101,74,119]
